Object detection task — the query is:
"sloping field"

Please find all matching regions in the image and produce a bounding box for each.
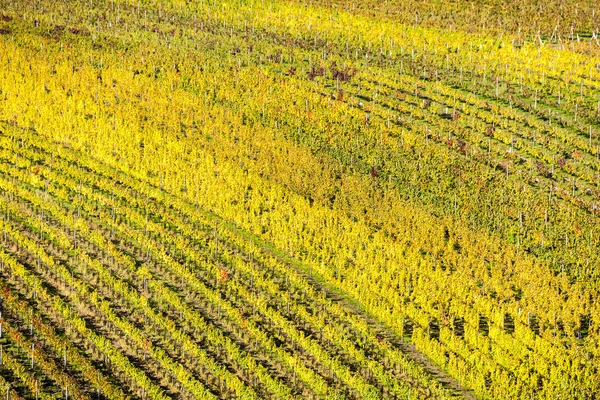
[0,0,598,398]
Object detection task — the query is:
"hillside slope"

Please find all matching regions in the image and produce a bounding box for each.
[0,0,599,398]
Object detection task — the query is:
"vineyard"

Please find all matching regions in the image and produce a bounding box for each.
[0,0,599,398]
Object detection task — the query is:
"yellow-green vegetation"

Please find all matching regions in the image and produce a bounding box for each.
[0,0,598,398]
